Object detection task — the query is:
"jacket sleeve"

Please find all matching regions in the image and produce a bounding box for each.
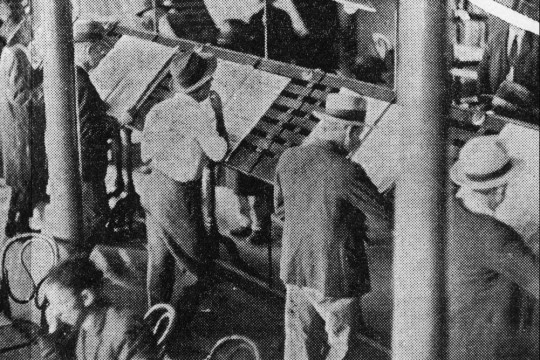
[482,225,540,300]
[196,122,228,162]
[2,48,33,106]
[346,163,391,225]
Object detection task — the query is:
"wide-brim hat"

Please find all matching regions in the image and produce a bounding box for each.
[73,20,106,43]
[312,93,372,126]
[170,50,217,93]
[450,135,524,189]
[468,0,539,34]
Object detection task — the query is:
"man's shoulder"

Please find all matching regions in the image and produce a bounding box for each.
[278,143,351,177]
[450,197,518,245]
[152,92,194,108]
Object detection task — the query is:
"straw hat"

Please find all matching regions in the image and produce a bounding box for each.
[170,50,217,94]
[450,136,524,189]
[312,93,370,126]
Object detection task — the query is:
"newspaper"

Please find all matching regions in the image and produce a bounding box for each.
[89,35,177,120]
[212,59,290,149]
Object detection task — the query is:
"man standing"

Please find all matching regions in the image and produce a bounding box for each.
[72,20,119,246]
[447,136,539,359]
[275,94,390,359]
[141,51,227,323]
[0,0,47,237]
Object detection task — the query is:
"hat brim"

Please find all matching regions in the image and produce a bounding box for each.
[312,111,372,127]
[450,157,525,190]
[180,53,218,94]
[468,0,539,35]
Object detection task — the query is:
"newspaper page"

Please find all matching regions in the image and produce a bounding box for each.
[89,35,177,120]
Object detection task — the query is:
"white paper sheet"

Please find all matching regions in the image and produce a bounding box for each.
[350,104,402,193]
[212,62,290,149]
[212,59,254,108]
[89,35,177,120]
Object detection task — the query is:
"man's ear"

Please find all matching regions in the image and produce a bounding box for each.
[80,289,95,307]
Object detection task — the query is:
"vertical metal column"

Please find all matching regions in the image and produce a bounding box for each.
[42,0,83,244]
[392,1,449,359]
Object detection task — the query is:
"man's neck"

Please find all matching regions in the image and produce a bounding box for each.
[456,187,495,217]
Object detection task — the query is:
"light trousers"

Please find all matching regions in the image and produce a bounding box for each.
[284,284,361,360]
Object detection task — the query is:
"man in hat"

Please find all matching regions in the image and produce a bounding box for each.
[0,0,47,236]
[275,93,390,359]
[477,0,539,104]
[447,135,539,359]
[140,50,227,326]
[66,20,120,246]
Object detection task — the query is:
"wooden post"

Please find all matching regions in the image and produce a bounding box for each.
[42,0,83,245]
[392,1,449,359]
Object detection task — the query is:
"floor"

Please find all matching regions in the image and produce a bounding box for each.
[3,155,392,359]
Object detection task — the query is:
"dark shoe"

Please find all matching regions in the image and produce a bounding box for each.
[249,230,272,246]
[230,226,252,237]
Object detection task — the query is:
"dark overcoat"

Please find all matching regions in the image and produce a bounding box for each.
[0,43,47,214]
[446,196,539,359]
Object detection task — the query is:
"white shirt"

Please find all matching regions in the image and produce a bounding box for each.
[506,26,526,82]
[142,93,227,182]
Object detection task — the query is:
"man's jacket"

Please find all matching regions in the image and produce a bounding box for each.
[275,140,390,298]
[446,195,539,359]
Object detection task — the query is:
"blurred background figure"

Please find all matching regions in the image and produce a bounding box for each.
[477,0,539,105]
[0,0,47,237]
[126,0,178,37]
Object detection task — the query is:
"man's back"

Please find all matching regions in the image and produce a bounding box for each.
[446,195,539,359]
[276,141,386,298]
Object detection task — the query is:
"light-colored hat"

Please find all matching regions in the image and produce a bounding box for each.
[312,93,369,126]
[450,136,524,189]
[73,20,105,43]
[170,50,217,94]
[468,0,539,34]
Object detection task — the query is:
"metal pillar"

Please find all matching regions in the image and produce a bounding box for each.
[392,1,449,359]
[42,0,83,244]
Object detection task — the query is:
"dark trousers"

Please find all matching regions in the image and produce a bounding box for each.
[142,170,215,313]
